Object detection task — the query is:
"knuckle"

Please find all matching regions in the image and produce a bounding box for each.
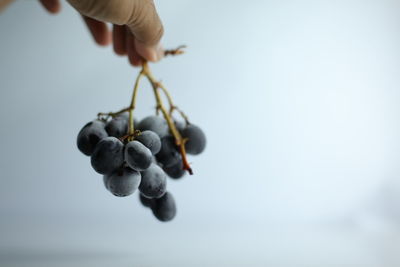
[150,23,164,44]
[126,0,163,44]
[67,0,97,16]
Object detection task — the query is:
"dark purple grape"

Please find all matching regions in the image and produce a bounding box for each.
[103,175,110,190]
[139,193,154,208]
[105,167,141,197]
[77,120,108,156]
[155,136,181,168]
[124,141,152,171]
[91,137,124,174]
[163,161,185,179]
[139,163,167,199]
[137,115,169,138]
[182,124,206,155]
[105,113,128,138]
[174,120,186,132]
[135,130,161,155]
[152,192,176,222]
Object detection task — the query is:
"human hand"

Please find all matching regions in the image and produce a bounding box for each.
[39,0,164,66]
[67,0,164,66]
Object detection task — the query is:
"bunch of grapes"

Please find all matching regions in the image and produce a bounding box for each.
[76,58,206,222]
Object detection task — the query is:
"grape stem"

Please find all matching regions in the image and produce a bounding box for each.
[156,83,190,123]
[98,71,144,142]
[127,71,144,139]
[98,45,193,174]
[97,107,130,119]
[142,62,193,175]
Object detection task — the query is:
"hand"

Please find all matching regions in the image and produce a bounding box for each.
[39,0,164,66]
[67,0,164,66]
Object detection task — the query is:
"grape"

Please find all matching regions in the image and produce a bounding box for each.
[105,167,141,197]
[152,192,176,222]
[139,193,154,208]
[155,136,181,168]
[77,120,108,156]
[105,113,128,138]
[135,130,161,155]
[76,66,208,222]
[91,137,124,174]
[137,115,169,138]
[125,141,152,171]
[103,175,110,190]
[139,163,167,198]
[174,120,186,132]
[163,161,185,179]
[181,124,206,155]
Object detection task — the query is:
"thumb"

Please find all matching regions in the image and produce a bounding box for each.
[67,0,164,61]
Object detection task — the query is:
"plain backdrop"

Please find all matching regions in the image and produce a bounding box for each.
[0,0,400,266]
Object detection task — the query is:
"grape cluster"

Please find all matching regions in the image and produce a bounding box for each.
[77,114,206,222]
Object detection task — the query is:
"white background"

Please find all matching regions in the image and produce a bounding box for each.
[0,0,400,266]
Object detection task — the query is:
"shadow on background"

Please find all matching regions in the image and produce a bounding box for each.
[0,249,135,266]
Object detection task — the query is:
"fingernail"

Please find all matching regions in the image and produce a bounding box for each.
[147,43,163,61]
[135,40,164,62]
[156,44,164,61]
[147,48,158,62]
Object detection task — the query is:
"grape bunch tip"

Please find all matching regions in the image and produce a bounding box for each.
[76,58,206,222]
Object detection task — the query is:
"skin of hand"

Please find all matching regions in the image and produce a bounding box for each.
[0,0,164,66]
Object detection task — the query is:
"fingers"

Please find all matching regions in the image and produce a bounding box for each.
[82,19,149,67]
[126,31,143,67]
[112,25,127,55]
[125,0,164,61]
[135,41,164,63]
[114,25,149,67]
[125,0,163,45]
[39,0,61,14]
[83,16,112,46]
[67,0,164,62]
